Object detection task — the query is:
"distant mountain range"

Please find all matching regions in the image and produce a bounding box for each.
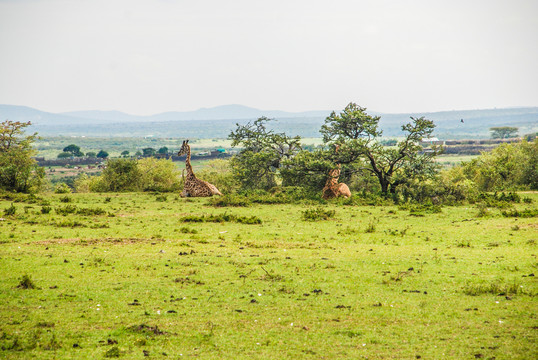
[0,104,330,125]
[1,104,537,139]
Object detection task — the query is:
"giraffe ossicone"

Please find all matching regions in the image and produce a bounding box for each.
[177,140,222,197]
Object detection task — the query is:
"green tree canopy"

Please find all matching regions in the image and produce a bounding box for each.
[96,150,109,158]
[63,144,84,157]
[490,126,518,139]
[143,148,156,156]
[320,103,440,194]
[228,117,302,190]
[0,120,45,193]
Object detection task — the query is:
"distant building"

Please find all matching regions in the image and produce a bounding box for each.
[421,137,444,146]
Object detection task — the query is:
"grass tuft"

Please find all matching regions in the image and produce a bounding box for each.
[16,274,37,289]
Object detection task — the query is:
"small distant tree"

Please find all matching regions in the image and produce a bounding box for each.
[490,126,518,139]
[96,150,109,159]
[121,150,130,158]
[0,120,45,193]
[63,144,84,157]
[143,148,156,156]
[57,152,72,159]
[158,147,169,155]
[86,151,97,158]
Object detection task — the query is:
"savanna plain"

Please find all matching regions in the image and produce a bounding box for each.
[0,192,537,359]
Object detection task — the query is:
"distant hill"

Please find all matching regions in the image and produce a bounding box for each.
[61,104,330,123]
[1,104,537,139]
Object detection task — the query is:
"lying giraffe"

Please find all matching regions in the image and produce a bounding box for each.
[177,140,222,197]
[322,145,351,199]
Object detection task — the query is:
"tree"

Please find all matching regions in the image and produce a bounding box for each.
[121,150,130,158]
[86,151,97,158]
[229,117,302,190]
[143,148,156,156]
[157,147,169,155]
[63,144,84,157]
[96,150,109,159]
[0,120,45,193]
[320,103,440,195]
[490,126,518,139]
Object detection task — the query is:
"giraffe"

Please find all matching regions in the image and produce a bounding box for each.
[322,145,351,199]
[177,140,222,197]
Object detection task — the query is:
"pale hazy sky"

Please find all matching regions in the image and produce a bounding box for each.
[1,0,537,115]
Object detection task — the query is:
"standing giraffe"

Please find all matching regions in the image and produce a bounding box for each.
[177,140,222,197]
[322,145,351,199]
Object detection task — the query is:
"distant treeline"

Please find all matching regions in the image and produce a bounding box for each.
[35,152,231,167]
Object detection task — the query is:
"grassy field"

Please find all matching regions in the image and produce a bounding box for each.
[0,192,537,359]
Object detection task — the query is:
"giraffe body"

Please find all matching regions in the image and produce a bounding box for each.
[322,167,351,199]
[322,145,351,199]
[178,140,222,197]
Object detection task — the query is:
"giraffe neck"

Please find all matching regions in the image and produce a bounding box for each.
[185,145,194,177]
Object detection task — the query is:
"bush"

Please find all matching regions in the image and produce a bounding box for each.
[3,203,16,216]
[196,159,238,195]
[54,183,72,194]
[138,158,181,192]
[301,207,335,221]
[208,194,251,207]
[16,274,36,289]
[99,158,141,192]
[501,208,538,218]
[40,206,52,214]
[179,213,262,224]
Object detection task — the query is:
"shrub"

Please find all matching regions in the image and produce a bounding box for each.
[138,158,181,192]
[463,280,523,296]
[16,274,36,289]
[54,183,72,194]
[196,159,239,195]
[208,194,251,207]
[100,158,141,192]
[301,207,336,221]
[55,205,78,215]
[501,208,538,218]
[179,213,262,224]
[40,206,52,214]
[3,203,16,216]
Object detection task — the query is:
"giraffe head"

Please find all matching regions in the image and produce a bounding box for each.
[328,167,341,179]
[177,140,189,156]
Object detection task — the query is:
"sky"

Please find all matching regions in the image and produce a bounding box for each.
[0,0,537,115]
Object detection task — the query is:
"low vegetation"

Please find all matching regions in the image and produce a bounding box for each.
[1,192,536,359]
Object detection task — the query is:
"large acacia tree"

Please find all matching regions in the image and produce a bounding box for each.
[320,103,440,195]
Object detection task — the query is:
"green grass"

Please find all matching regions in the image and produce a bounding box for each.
[1,192,537,359]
